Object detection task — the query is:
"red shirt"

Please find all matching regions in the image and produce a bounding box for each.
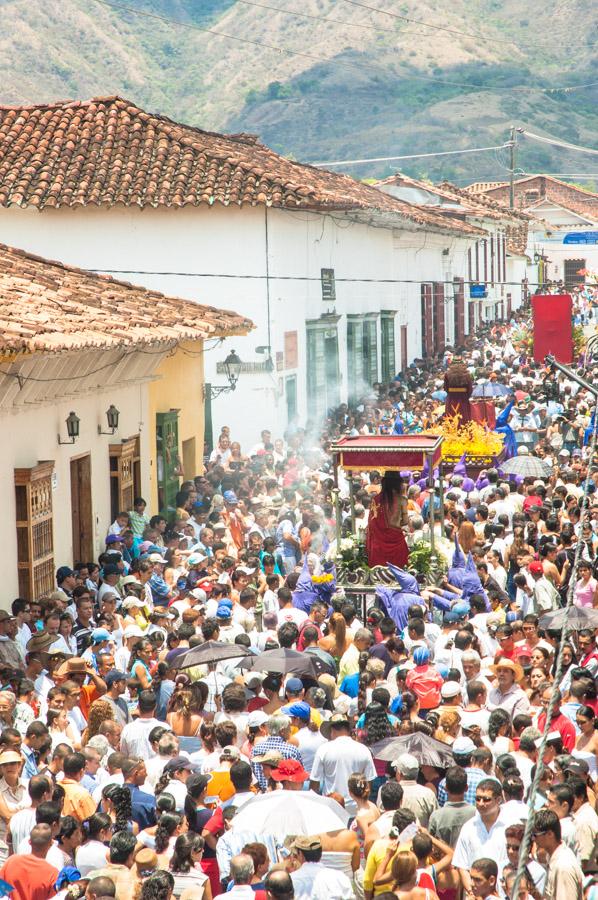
[405,665,443,710]
[0,854,58,900]
[536,711,576,751]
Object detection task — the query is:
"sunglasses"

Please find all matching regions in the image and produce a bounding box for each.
[532,830,548,838]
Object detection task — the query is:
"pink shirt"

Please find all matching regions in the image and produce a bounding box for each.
[574,576,597,608]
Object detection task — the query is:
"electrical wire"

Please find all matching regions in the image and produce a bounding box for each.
[510,394,598,900]
[88,0,598,94]
[312,144,509,167]
[339,0,517,44]
[238,0,516,45]
[92,269,555,289]
[520,129,598,156]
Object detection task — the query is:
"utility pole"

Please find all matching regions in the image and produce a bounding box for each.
[509,125,517,209]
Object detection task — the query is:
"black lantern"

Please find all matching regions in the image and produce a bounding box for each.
[222,350,242,390]
[98,404,120,435]
[58,410,80,445]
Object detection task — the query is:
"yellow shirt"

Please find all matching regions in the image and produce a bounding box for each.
[61,778,97,823]
[363,838,393,894]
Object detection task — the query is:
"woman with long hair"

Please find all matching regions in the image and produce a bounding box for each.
[102,783,137,835]
[318,611,352,663]
[527,667,549,710]
[366,471,409,568]
[47,707,78,750]
[484,709,515,756]
[155,759,193,812]
[184,774,219,897]
[530,645,552,676]
[554,641,578,694]
[76,811,112,875]
[434,711,461,745]
[136,793,177,851]
[166,683,208,753]
[348,773,380,862]
[129,638,154,696]
[575,704,598,764]
[81,699,115,747]
[140,871,176,900]
[154,811,186,865]
[169,833,211,899]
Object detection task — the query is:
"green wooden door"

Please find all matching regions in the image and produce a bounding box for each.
[156,411,180,520]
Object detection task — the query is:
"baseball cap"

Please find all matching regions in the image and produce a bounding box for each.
[91,628,111,644]
[164,756,195,773]
[216,604,232,619]
[122,597,143,610]
[393,753,419,775]
[105,670,128,688]
[247,710,269,729]
[56,566,74,583]
[293,835,322,851]
[0,750,24,765]
[190,588,207,603]
[105,534,124,545]
[452,602,470,619]
[528,561,544,574]
[188,555,208,567]
[236,566,256,576]
[123,625,145,639]
[443,611,459,625]
[0,611,15,623]
[223,490,238,504]
[286,677,304,694]
[281,702,311,721]
[453,736,476,755]
[441,681,462,699]
[148,553,165,564]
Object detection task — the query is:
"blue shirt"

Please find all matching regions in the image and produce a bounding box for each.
[437,767,495,807]
[22,744,38,780]
[125,784,156,829]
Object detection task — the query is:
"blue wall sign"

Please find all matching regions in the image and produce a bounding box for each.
[563,232,598,245]
[469,283,487,298]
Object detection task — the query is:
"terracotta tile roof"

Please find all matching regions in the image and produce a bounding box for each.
[0,96,478,236]
[0,243,252,355]
[437,181,532,223]
[466,175,598,222]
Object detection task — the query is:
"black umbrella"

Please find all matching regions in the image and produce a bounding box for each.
[173,640,253,670]
[370,732,455,768]
[539,606,598,632]
[240,648,322,677]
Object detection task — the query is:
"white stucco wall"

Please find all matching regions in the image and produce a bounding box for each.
[0,204,473,447]
[0,382,150,604]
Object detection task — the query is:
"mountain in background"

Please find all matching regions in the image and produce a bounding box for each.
[0,0,596,186]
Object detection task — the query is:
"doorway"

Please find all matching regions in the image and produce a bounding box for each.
[70,454,93,564]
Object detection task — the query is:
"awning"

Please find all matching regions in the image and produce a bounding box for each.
[331,434,444,472]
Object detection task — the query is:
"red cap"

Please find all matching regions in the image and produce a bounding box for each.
[528,561,544,575]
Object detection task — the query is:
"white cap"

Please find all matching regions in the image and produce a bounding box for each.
[123,625,145,639]
[452,736,476,755]
[247,710,269,729]
[441,681,462,699]
[393,752,419,775]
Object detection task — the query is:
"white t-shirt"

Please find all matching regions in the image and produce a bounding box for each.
[277,607,308,627]
[76,839,109,876]
[310,736,377,816]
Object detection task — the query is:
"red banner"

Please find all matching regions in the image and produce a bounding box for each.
[532,294,573,364]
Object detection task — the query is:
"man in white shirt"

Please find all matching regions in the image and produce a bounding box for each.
[310,714,377,816]
[9,774,52,851]
[528,561,560,613]
[290,836,353,900]
[453,779,508,896]
[486,660,530,718]
[120,691,169,758]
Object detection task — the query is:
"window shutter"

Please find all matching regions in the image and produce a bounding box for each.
[14,461,55,599]
[421,284,434,357]
[433,282,445,352]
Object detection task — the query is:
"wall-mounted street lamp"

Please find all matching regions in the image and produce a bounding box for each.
[98,405,120,436]
[58,411,80,445]
[206,350,243,400]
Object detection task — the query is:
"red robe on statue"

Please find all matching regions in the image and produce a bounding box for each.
[443,363,473,423]
[365,493,409,568]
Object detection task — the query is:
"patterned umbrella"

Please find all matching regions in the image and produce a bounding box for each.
[370,732,455,768]
[472,381,512,398]
[500,456,552,478]
[539,607,598,631]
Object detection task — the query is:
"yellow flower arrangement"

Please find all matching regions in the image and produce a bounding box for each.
[312,573,334,584]
[429,415,504,460]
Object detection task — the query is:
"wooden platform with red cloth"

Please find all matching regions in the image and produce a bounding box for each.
[331,434,443,473]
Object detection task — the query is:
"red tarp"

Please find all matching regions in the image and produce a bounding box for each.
[532,294,573,364]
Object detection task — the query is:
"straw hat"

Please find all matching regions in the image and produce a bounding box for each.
[490,657,524,683]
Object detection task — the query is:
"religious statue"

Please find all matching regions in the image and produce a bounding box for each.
[443,358,473,423]
[365,471,409,568]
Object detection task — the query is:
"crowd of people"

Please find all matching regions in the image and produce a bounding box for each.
[0,311,597,900]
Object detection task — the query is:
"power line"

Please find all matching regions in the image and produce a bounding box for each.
[520,128,598,156]
[88,0,598,94]
[238,0,516,46]
[311,144,508,167]
[339,0,517,45]
[93,270,552,289]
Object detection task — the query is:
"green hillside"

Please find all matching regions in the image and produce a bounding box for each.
[0,0,595,184]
